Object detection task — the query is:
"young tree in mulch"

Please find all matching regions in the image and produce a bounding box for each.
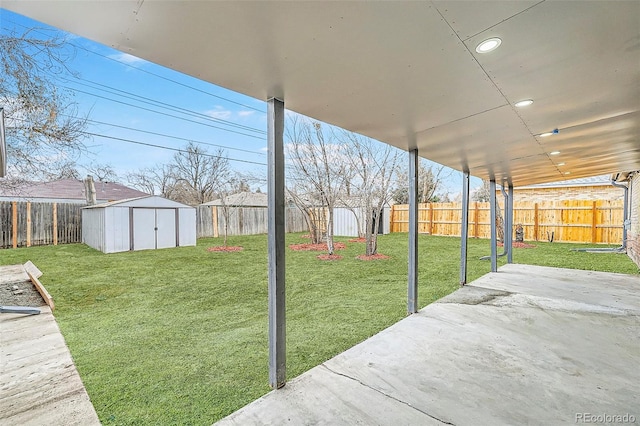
[286,117,349,255]
[341,131,401,257]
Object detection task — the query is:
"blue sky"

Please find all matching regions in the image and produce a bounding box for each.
[1,8,474,195]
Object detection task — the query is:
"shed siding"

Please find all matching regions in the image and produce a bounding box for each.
[179,208,197,246]
[82,196,195,253]
[105,207,131,253]
[333,208,360,237]
[82,208,105,252]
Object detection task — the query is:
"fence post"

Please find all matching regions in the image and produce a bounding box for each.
[12,201,17,248]
[390,204,395,232]
[26,202,31,247]
[473,202,479,238]
[212,206,219,238]
[591,201,597,243]
[431,203,435,235]
[534,203,539,241]
[53,203,58,246]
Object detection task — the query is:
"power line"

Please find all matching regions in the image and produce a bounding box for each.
[63,85,267,140]
[57,74,266,134]
[4,18,267,113]
[84,132,268,167]
[80,116,266,156]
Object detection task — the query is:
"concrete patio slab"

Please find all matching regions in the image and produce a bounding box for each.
[0,266,100,426]
[216,264,640,426]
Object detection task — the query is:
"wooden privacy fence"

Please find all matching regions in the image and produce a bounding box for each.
[390,200,624,244]
[0,201,83,249]
[196,205,308,238]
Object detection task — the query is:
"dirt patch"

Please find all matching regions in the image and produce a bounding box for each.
[317,254,343,261]
[498,242,536,249]
[208,246,244,252]
[289,242,346,251]
[356,254,390,261]
[0,281,46,307]
[348,238,366,243]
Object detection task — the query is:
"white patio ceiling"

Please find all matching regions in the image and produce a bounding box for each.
[4,1,639,186]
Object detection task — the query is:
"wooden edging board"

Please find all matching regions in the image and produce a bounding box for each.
[26,271,54,311]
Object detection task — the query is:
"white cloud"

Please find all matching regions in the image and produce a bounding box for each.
[238,110,255,118]
[204,106,232,120]
[108,53,147,65]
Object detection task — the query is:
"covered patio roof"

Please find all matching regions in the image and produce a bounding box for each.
[4,1,639,186]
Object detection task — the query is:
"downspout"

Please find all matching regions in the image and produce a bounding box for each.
[610,174,629,250]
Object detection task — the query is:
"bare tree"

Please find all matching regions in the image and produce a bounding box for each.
[286,185,326,244]
[215,174,243,247]
[286,117,348,254]
[126,164,177,197]
[392,160,450,204]
[171,142,231,205]
[84,162,119,182]
[0,28,88,184]
[472,180,504,242]
[341,131,401,256]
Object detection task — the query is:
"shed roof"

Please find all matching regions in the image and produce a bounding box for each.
[83,195,193,209]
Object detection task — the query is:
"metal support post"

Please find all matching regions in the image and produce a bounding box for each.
[489,179,498,272]
[506,183,514,263]
[267,98,286,389]
[408,149,419,314]
[459,171,470,285]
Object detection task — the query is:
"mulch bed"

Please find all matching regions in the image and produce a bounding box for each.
[207,246,244,252]
[497,242,536,249]
[317,254,343,261]
[356,254,390,261]
[289,242,347,251]
[348,238,366,243]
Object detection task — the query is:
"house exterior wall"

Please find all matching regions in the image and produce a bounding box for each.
[506,185,623,202]
[628,173,640,267]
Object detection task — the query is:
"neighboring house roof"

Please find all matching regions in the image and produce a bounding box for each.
[84,195,193,209]
[202,192,268,207]
[515,175,613,190]
[0,179,149,202]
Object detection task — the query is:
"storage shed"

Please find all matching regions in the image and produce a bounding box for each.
[82,196,196,253]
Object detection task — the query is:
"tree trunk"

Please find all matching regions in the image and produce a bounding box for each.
[326,208,335,255]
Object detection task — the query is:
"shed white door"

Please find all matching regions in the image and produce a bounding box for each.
[132,208,177,250]
[133,208,156,250]
[156,209,177,249]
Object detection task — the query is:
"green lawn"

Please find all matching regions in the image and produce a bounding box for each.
[1,233,637,425]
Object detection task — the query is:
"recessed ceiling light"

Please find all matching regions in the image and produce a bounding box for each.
[539,132,554,137]
[476,38,502,53]
[515,99,533,108]
[557,162,566,166]
[549,151,561,155]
